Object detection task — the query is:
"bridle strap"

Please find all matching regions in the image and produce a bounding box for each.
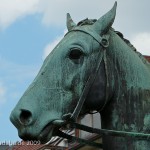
[98,50,110,112]
[62,30,110,122]
[69,49,105,121]
[65,28,103,45]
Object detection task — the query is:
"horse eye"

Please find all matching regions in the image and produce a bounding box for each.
[69,49,83,60]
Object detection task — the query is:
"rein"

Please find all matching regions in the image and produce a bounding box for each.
[57,121,150,149]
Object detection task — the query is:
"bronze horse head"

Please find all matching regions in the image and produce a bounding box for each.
[10,2,150,149]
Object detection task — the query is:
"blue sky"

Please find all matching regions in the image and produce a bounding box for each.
[0,0,150,143]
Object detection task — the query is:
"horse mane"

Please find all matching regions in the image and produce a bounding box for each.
[77,18,149,64]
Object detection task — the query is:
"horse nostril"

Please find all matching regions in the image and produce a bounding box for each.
[19,109,32,125]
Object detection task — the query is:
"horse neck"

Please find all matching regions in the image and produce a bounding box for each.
[101,30,150,150]
[107,30,150,91]
[102,30,150,127]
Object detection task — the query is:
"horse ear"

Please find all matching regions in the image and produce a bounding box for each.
[67,13,76,31]
[92,2,117,35]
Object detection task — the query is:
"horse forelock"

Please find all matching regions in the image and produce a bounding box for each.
[77,18,97,26]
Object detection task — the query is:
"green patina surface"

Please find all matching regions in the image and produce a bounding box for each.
[10,2,150,150]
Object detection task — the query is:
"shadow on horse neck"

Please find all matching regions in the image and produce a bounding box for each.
[100,29,150,150]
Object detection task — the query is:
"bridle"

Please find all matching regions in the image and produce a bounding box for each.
[52,28,150,148]
[63,27,110,121]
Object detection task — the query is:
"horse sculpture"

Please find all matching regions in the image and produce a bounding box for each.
[10,2,150,150]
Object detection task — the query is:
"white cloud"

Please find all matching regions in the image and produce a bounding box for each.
[43,30,67,59]
[0,0,116,29]
[0,0,149,36]
[0,82,6,105]
[39,0,94,26]
[38,0,116,27]
[0,0,41,29]
[131,33,150,55]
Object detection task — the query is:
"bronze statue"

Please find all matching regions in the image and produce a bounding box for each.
[10,2,150,149]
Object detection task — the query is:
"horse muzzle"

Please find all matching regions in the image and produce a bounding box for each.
[18,121,57,144]
[10,111,61,144]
